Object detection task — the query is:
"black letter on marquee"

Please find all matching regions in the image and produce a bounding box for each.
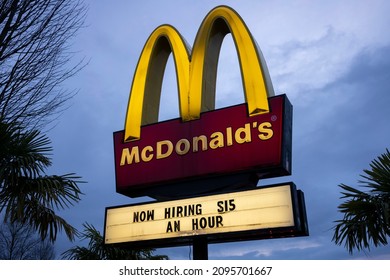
[166,220,180,233]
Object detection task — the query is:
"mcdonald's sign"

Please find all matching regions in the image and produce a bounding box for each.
[114,6,292,199]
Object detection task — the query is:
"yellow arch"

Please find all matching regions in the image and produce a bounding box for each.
[124,6,274,142]
[189,5,274,119]
[124,25,190,141]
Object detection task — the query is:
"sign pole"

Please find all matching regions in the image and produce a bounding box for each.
[193,237,208,260]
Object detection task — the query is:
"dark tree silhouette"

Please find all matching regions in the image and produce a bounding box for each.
[0,0,87,242]
[0,121,83,242]
[333,149,390,254]
[0,218,55,259]
[0,0,87,129]
[62,223,169,260]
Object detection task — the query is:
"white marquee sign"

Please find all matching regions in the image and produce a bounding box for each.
[104,184,300,245]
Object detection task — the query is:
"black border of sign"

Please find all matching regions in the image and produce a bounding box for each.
[103,182,309,249]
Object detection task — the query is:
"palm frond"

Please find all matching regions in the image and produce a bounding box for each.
[62,223,168,260]
[359,149,390,194]
[333,149,390,254]
[0,120,84,242]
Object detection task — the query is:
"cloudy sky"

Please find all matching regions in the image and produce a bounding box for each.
[48,0,390,260]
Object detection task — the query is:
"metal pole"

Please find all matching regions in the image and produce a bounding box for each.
[192,237,208,260]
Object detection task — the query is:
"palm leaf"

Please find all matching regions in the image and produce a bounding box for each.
[62,223,168,260]
[0,120,83,242]
[333,149,390,254]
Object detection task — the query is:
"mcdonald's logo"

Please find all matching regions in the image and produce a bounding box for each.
[124,5,274,142]
[114,6,292,199]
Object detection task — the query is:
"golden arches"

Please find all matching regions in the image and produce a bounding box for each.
[124,6,274,142]
[124,25,190,141]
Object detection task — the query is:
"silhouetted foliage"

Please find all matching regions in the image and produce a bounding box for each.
[0,120,83,242]
[62,223,169,260]
[333,149,390,254]
[0,218,55,259]
[0,0,86,243]
[0,0,87,129]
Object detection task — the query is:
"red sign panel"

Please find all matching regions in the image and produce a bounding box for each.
[114,95,292,199]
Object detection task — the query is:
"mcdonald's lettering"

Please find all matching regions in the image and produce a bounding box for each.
[113,6,293,199]
[120,121,273,166]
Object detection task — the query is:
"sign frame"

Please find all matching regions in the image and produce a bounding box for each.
[103,182,308,249]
